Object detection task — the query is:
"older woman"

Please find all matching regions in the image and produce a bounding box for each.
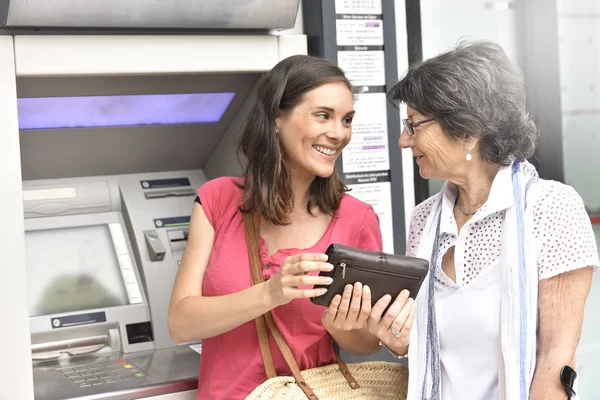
[386,41,599,400]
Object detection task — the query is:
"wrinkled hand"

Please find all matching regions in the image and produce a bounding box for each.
[266,253,334,307]
[321,282,371,333]
[366,290,415,355]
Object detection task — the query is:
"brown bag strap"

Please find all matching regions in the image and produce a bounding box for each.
[334,347,360,389]
[242,211,360,400]
[263,312,320,399]
[243,212,277,379]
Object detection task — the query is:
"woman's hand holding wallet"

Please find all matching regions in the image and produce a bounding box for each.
[264,253,335,307]
[313,243,427,356]
[320,282,374,332]
[366,289,415,356]
[265,246,420,356]
[320,282,415,356]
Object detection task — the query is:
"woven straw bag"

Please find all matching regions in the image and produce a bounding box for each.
[243,212,409,400]
[247,361,408,400]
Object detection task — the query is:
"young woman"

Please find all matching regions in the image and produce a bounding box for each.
[168,55,415,399]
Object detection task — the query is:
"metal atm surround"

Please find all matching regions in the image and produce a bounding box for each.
[2,18,307,398]
[14,51,289,400]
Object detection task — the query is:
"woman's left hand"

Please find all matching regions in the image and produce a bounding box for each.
[321,282,371,332]
[366,290,415,355]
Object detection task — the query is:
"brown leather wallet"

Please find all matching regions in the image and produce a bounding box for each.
[310,244,429,309]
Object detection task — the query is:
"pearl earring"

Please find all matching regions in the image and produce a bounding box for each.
[466,152,472,161]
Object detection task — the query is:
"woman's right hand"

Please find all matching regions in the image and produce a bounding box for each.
[265,253,334,307]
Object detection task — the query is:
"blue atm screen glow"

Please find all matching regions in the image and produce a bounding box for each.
[17,92,236,130]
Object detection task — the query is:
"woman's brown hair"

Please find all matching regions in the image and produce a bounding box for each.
[237,55,353,225]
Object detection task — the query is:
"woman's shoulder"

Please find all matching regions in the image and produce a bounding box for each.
[531,178,599,279]
[534,178,582,197]
[411,193,441,223]
[199,176,243,193]
[196,177,243,225]
[338,193,377,221]
[337,193,380,228]
[532,178,586,211]
[198,176,243,202]
[405,193,441,257]
[338,193,382,250]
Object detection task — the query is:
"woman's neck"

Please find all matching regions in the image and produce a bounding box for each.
[289,172,316,217]
[451,161,499,213]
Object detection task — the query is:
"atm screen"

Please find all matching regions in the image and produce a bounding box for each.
[25,225,130,317]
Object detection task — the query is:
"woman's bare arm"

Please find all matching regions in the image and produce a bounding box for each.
[167,204,275,343]
[168,203,334,343]
[529,266,593,400]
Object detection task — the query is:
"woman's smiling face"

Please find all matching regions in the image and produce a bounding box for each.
[276,81,355,181]
[399,106,475,181]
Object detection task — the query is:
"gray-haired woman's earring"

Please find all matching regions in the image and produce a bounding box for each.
[466,152,472,161]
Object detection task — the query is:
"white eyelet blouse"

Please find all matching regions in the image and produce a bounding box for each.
[406,179,599,285]
[406,176,599,399]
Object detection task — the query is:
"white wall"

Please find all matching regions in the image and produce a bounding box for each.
[557,0,600,212]
[556,1,600,397]
[420,0,519,62]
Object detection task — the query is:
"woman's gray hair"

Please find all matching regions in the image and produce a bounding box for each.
[388,40,539,166]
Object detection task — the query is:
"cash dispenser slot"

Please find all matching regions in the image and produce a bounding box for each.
[31,327,121,361]
[167,229,189,249]
[32,334,109,360]
[144,187,196,200]
[168,228,190,267]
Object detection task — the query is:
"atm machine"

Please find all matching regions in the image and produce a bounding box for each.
[0,1,306,399]
[22,170,206,400]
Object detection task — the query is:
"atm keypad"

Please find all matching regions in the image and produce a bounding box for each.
[58,360,147,388]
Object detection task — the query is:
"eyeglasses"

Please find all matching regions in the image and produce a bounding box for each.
[402,117,435,136]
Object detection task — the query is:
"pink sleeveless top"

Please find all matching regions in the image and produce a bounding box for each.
[196,177,383,399]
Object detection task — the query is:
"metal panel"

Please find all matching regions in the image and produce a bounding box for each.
[143,391,196,400]
[32,347,199,400]
[17,73,260,180]
[277,34,308,61]
[204,83,259,180]
[117,170,207,350]
[405,0,430,205]
[0,0,9,27]
[3,0,299,30]
[13,35,281,76]
[0,35,35,400]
